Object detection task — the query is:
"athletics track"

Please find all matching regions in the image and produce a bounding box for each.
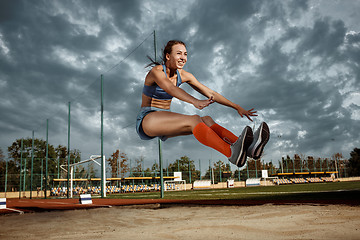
[1,192,359,215]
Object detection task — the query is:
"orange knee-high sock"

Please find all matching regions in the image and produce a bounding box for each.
[193,122,231,158]
[210,123,238,144]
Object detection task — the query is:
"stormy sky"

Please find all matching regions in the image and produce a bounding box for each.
[1,0,359,172]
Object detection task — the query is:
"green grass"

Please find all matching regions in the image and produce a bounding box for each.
[106,181,360,202]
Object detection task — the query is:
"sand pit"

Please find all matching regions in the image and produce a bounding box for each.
[1,204,359,240]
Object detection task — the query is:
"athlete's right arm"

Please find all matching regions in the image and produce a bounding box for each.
[149,67,212,110]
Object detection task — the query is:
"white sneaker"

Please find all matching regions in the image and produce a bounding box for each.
[247,122,270,160]
[228,126,253,167]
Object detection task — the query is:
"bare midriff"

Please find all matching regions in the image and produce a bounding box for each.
[141,94,171,110]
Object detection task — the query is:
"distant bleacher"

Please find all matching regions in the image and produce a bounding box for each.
[306,177,323,183]
[49,176,338,196]
[50,184,169,196]
[291,178,307,184]
[273,178,292,185]
[121,184,152,193]
[321,177,335,182]
[272,177,335,185]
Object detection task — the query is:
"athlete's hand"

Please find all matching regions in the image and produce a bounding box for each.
[193,97,214,110]
[237,106,257,121]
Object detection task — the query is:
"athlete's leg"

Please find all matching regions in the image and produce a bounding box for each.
[142,111,200,137]
[197,115,254,167]
[201,116,238,144]
[199,115,252,167]
[142,111,231,157]
[200,115,216,127]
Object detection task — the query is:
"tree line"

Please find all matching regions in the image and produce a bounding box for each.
[1,138,360,191]
[0,138,96,192]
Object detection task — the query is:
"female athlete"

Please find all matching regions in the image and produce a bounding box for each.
[136,40,269,167]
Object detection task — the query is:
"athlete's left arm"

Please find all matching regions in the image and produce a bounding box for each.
[183,71,257,121]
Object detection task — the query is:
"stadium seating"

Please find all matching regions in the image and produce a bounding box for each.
[121,184,152,193]
[50,183,166,196]
[49,176,336,197]
[306,177,323,183]
[165,183,176,191]
[50,187,68,196]
[290,178,307,184]
[272,176,335,185]
[273,179,292,185]
[321,177,334,182]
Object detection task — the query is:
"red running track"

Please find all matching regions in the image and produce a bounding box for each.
[1,197,359,215]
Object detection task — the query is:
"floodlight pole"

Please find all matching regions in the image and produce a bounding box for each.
[101,74,105,198]
[199,159,201,180]
[188,158,191,183]
[209,160,212,183]
[5,159,7,198]
[70,166,74,198]
[153,30,157,64]
[19,139,23,199]
[30,130,34,199]
[67,102,71,199]
[159,139,164,198]
[154,30,164,198]
[45,119,49,199]
[334,156,339,179]
[23,156,26,193]
[41,159,43,196]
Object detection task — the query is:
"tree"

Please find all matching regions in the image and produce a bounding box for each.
[0,148,4,173]
[118,151,129,178]
[106,150,130,178]
[132,156,145,177]
[347,148,360,177]
[8,138,57,163]
[280,155,292,173]
[307,156,315,172]
[0,160,19,192]
[107,150,120,178]
[87,162,98,178]
[293,154,302,172]
[6,138,81,191]
[0,148,4,161]
[151,162,159,177]
[0,148,14,192]
[204,160,228,183]
[168,156,199,183]
[265,161,277,176]
[246,159,263,178]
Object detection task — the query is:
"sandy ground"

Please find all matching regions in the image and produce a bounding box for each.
[1,204,360,240]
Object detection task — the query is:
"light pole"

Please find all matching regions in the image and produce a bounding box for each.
[278,135,284,173]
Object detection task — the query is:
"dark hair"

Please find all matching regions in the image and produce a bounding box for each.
[146,40,186,67]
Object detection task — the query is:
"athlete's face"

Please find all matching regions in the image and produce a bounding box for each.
[166,44,187,69]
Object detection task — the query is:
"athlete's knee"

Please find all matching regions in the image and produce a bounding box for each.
[185,115,202,129]
[201,115,215,127]
[190,114,203,124]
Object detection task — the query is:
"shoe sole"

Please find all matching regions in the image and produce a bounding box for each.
[250,122,270,160]
[233,126,253,167]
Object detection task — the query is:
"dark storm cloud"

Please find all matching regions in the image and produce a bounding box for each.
[238,15,360,156]
[0,0,359,168]
[297,18,346,58]
[0,0,143,121]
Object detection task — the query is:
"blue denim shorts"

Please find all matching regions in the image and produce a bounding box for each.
[136,107,170,141]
